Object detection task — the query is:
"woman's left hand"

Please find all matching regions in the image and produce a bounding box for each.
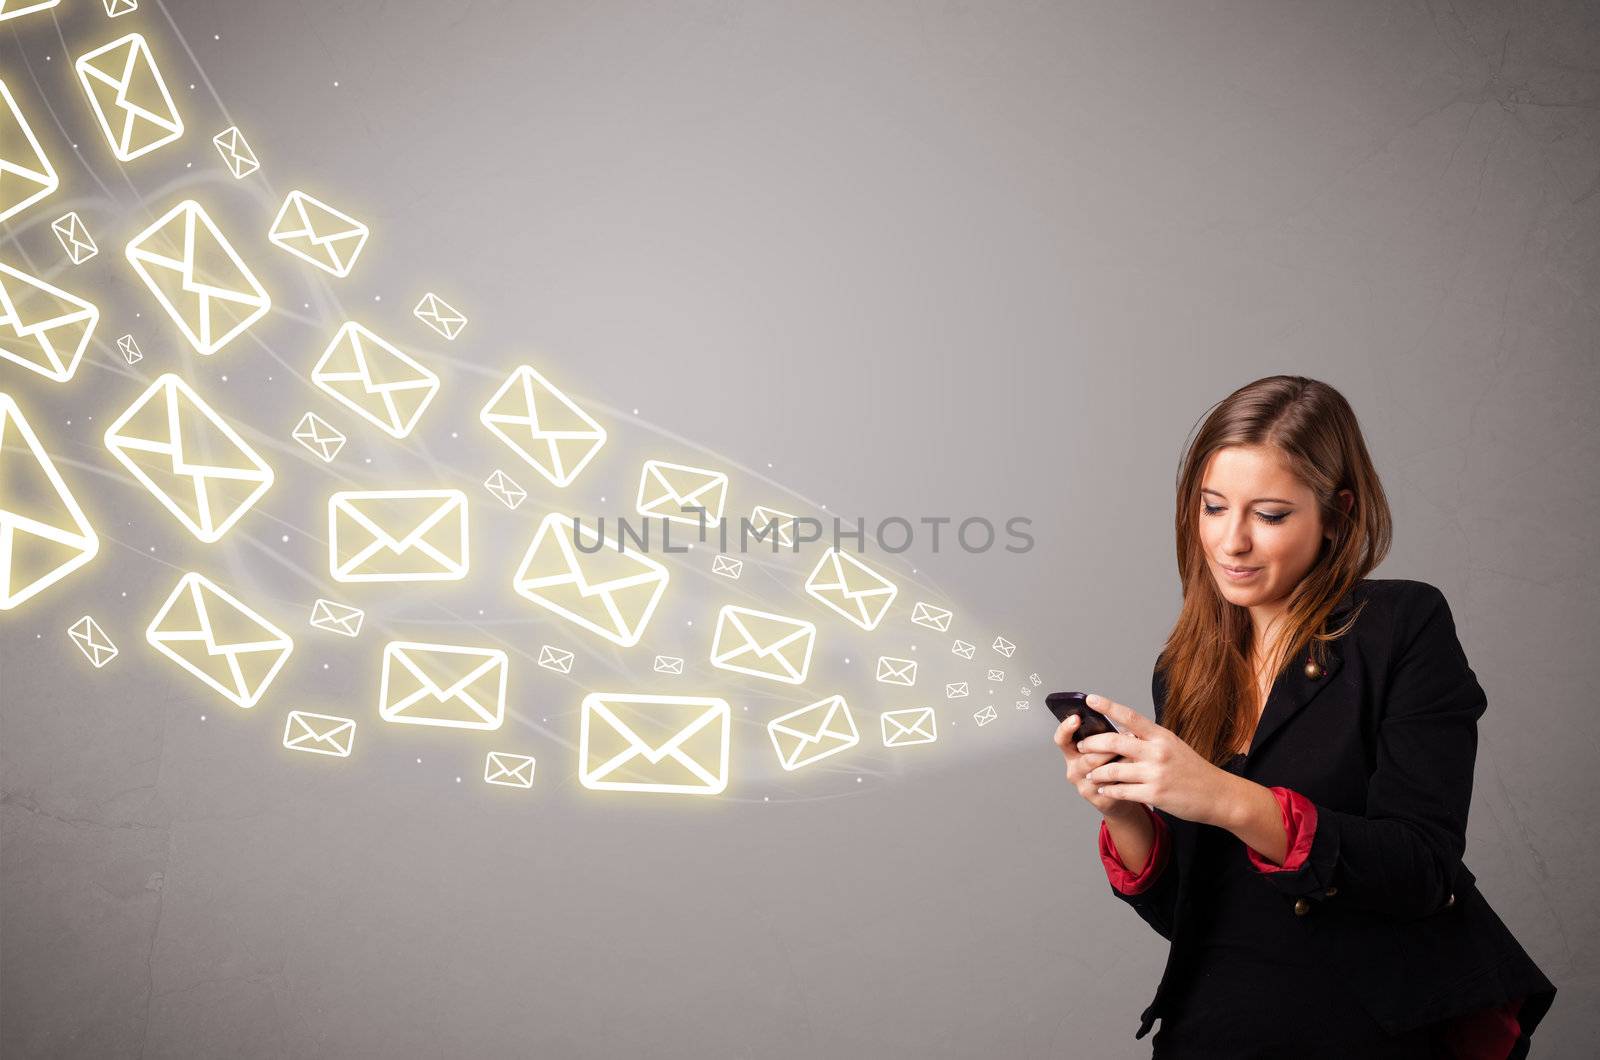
[1073,694,1240,827]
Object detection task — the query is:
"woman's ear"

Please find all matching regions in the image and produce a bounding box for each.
[1324,489,1354,541]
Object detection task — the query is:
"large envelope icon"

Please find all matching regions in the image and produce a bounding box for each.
[283,710,356,757]
[379,641,507,731]
[579,693,729,795]
[484,751,535,788]
[710,605,815,685]
[75,33,184,162]
[804,547,898,631]
[0,80,58,223]
[0,260,98,382]
[636,459,728,527]
[146,571,294,708]
[328,489,469,582]
[479,365,606,488]
[268,190,369,278]
[768,695,859,772]
[312,322,438,438]
[881,707,938,748]
[910,601,953,632]
[0,396,98,610]
[104,374,275,544]
[512,512,669,647]
[125,200,271,356]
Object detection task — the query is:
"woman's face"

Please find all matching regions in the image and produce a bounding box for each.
[1197,444,1335,618]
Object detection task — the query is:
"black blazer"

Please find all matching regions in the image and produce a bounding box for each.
[1112,578,1557,1049]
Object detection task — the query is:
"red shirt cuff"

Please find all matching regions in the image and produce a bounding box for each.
[1100,805,1171,894]
[1246,786,1317,873]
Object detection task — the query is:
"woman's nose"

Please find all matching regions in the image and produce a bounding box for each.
[1225,516,1251,553]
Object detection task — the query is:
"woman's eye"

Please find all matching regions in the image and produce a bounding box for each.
[1202,503,1223,516]
[1257,511,1288,525]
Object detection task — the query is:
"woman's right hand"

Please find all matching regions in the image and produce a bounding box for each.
[1055,715,1144,820]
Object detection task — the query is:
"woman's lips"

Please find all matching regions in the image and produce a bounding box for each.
[1221,564,1261,580]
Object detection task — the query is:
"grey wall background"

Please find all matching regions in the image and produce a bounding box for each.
[2,0,1597,1055]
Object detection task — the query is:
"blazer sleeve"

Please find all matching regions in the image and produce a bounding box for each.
[1251,582,1487,919]
[1101,662,1183,940]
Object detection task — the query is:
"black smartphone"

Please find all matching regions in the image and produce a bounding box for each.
[1046,692,1119,746]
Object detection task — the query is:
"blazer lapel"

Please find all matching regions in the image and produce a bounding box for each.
[1246,588,1358,759]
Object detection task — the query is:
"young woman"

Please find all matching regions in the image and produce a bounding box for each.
[1057,376,1556,1058]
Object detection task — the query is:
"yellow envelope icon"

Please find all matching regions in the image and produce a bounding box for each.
[946,682,969,699]
[68,615,117,668]
[993,636,1017,658]
[115,334,142,365]
[328,489,469,583]
[0,1,62,26]
[747,505,799,550]
[875,656,917,686]
[804,547,898,631]
[0,396,97,610]
[881,707,938,747]
[283,710,355,758]
[512,512,669,647]
[653,655,684,675]
[710,605,816,685]
[711,554,742,579]
[910,601,953,633]
[579,693,729,795]
[0,79,57,223]
[125,200,271,356]
[974,705,998,727]
[104,374,275,543]
[537,644,574,674]
[292,411,346,463]
[212,125,258,178]
[484,751,535,789]
[102,0,138,17]
[483,469,526,510]
[414,292,466,341]
[146,571,294,709]
[379,641,507,731]
[0,260,99,382]
[311,322,438,438]
[52,212,97,264]
[768,695,859,772]
[479,365,606,488]
[308,598,364,638]
[75,34,183,162]
[636,459,728,527]
[268,190,369,278]
[952,639,976,659]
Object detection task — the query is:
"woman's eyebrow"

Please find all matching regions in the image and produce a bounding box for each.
[1200,487,1297,505]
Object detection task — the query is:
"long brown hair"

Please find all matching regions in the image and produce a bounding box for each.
[1157,375,1393,765]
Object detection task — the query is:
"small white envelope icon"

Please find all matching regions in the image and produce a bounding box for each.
[283,710,356,757]
[292,411,346,463]
[747,505,799,550]
[212,125,258,178]
[952,640,976,659]
[974,705,998,727]
[480,365,606,488]
[328,489,469,583]
[52,212,97,264]
[580,693,730,795]
[268,190,368,277]
[512,512,669,647]
[711,554,743,579]
[1016,700,1031,711]
[910,601,953,632]
[537,644,574,674]
[414,292,466,340]
[636,459,728,527]
[768,695,859,772]
[988,669,1005,682]
[115,334,142,365]
[946,682,969,699]
[993,636,1017,658]
[485,751,535,789]
[654,655,685,675]
[881,707,938,747]
[308,598,364,638]
[484,469,526,510]
[709,605,816,685]
[68,615,117,668]
[805,547,898,631]
[875,656,917,686]
[379,641,507,731]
